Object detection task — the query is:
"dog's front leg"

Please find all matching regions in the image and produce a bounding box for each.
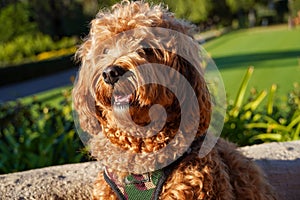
[93,172,118,200]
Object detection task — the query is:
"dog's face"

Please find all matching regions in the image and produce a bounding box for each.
[73,1,211,172]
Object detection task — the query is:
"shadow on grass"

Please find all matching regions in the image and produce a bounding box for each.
[213,50,300,69]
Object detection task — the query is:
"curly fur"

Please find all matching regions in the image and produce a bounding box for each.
[73,1,277,199]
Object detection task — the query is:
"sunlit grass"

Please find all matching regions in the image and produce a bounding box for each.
[203,25,300,97]
[20,85,72,106]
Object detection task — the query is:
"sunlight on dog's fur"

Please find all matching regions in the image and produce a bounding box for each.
[73,1,277,199]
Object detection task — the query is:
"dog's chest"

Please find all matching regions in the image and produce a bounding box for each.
[104,167,168,200]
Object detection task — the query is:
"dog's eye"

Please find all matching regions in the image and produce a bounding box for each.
[103,48,109,54]
[138,48,154,56]
[142,48,154,55]
[137,48,145,56]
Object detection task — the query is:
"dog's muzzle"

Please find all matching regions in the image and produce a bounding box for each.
[102,65,134,109]
[102,65,127,86]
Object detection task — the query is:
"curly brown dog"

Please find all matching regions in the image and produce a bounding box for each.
[73,1,277,199]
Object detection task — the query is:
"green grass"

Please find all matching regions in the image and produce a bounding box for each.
[203,25,300,98]
[21,85,72,106]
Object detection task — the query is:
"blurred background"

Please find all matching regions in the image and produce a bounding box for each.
[0,0,299,174]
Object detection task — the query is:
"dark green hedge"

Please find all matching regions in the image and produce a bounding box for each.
[0,55,76,86]
[0,89,88,174]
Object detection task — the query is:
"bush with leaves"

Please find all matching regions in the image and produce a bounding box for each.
[0,2,37,43]
[289,0,300,17]
[0,1,79,66]
[222,67,300,146]
[0,89,87,174]
[0,34,77,66]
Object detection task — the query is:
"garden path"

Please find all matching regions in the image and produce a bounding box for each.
[0,68,77,102]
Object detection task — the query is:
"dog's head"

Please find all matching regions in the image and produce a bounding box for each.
[73,1,211,172]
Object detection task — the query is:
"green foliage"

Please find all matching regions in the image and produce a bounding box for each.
[255,4,277,19]
[289,0,300,17]
[0,2,36,43]
[0,34,77,66]
[226,0,255,13]
[0,89,87,174]
[165,0,212,24]
[0,1,79,66]
[222,67,300,146]
[29,0,91,38]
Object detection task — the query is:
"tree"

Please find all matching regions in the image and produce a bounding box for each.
[274,0,289,22]
[225,0,256,27]
[0,2,36,43]
[226,0,256,12]
[29,0,90,40]
[210,0,234,27]
[289,0,300,17]
[165,0,212,24]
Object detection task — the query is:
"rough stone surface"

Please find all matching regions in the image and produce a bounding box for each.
[0,162,101,200]
[1,141,300,200]
[240,141,300,200]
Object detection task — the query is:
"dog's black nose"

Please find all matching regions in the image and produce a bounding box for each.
[102,65,127,85]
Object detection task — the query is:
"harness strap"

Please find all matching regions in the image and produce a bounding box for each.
[104,134,207,200]
[104,167,169,200]
[104,170,126,200]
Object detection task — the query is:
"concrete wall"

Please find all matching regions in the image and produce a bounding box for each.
[1,141,300,200]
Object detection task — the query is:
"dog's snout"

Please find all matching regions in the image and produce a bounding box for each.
[102,65,127,85]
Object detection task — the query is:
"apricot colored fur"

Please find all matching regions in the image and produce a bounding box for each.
[73,1,277,199]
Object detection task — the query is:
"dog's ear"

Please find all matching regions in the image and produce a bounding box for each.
[73,77,100,136]
[73,42,101,136]
[73,16,110,136]
[172,54,212,137]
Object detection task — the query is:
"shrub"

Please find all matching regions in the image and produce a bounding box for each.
[0,89,87,174]
[0,2,36,42]
[289,0,300,17]
[0,2,79,66]
[0,34,77,66]
[222,67,300,146]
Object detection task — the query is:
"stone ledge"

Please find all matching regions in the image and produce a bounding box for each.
[1,141,300,200]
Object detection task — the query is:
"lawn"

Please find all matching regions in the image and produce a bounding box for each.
[203,25,300,98]
[20,85,72,106]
